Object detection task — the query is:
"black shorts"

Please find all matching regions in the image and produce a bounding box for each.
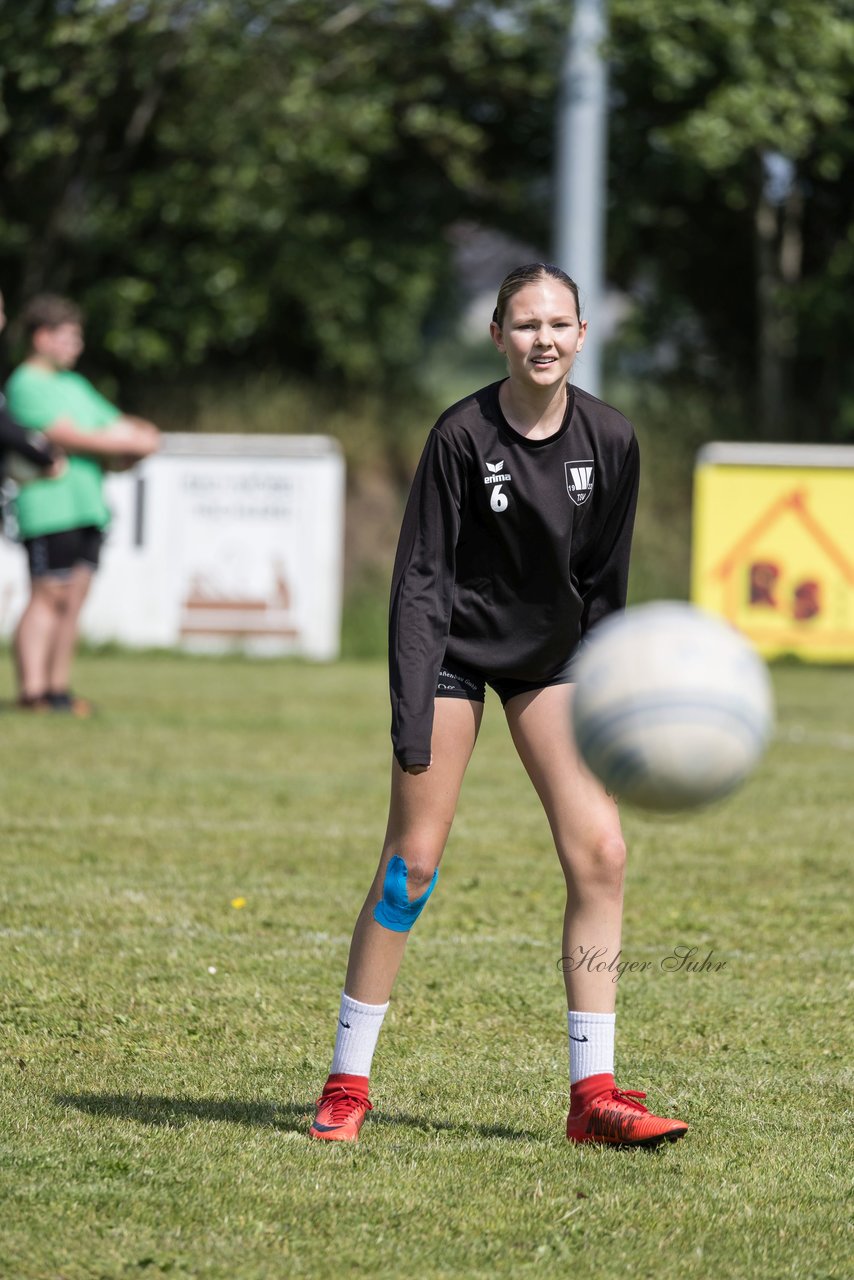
[23,525,103,580]
[436,655,577,708]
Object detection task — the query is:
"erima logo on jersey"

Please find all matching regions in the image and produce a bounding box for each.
[565,460,594,505]
[483,459,511,485]
[483,459,511,514]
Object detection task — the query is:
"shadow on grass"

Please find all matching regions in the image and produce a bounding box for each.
[55,1092,536,1142]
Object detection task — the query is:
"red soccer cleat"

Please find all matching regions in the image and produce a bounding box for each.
[567,1072,688,1147]
[309,1074,373,1143]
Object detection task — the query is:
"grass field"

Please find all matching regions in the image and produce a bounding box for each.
[0,653,851,1279]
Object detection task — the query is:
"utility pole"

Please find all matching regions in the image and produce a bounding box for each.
[554,0,609,398]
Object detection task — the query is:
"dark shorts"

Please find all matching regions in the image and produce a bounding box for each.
[23,525,103,580]
[436,655,577,708]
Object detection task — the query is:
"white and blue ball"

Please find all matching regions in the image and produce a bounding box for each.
[571,601,774,811]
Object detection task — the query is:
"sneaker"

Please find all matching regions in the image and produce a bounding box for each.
[47,691,93,718]
[309,1077,372,1143]
[567,1072,688,1147]
[17,694,51,712]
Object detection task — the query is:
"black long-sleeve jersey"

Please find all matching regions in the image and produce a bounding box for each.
[389,379,640,768]
[0,396,54,470]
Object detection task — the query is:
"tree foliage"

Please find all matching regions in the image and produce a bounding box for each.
[0,0,852,434]
[0,0,561,383]
[607,0,854,432]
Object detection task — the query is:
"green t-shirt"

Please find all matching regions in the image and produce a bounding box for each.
[5,364,120,539]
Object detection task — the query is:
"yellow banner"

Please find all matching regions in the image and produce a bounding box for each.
[691,445,854,662]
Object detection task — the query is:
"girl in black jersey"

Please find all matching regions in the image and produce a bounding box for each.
[310,264,688,1147]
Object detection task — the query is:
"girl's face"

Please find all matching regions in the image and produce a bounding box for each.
[490,280,587,390]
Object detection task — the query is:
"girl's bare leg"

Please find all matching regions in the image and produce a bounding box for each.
[505,683,626,1013]
[46,564,93,694]
[344,696,483,1003]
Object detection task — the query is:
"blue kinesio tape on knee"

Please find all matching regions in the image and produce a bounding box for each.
[373,855,438,932]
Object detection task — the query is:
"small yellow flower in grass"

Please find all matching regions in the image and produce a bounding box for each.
[231,897,247,909]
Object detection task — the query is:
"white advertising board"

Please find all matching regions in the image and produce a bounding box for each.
[0,434,345,659]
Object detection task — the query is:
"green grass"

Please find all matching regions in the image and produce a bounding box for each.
[0,654,851,1279]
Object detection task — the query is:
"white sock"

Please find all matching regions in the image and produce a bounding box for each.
[568,1010,616,1084]
[329,991,389,1078]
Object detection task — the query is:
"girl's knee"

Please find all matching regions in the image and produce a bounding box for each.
[563,831,626,894]
[382,847,440,896]
[370,848,440,933]
[35,580,71,615]
[600,833,627,887]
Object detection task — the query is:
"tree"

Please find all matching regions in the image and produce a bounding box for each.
[607,0,854,437]
[0,0,562,385]
[1,0,852,440]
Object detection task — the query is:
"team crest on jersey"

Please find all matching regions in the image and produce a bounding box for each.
[565,460,594,506]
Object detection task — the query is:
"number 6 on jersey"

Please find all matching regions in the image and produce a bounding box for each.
[490,483,508,513]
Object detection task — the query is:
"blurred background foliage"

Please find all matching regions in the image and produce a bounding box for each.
[1,0,852,649]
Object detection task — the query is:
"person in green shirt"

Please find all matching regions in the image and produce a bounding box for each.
[6,293,160,713]
[0,289,62,483]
